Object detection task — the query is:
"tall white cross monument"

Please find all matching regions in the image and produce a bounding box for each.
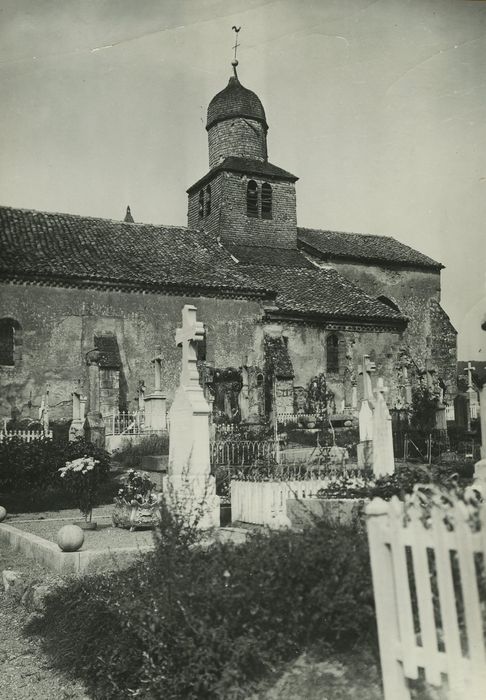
[372,378,395,478]
[165,305,220,529]
[357,355,376,468]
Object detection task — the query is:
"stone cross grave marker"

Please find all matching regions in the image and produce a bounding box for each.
[465,361,476,391]
[69,387,87,441]
[165,305,219,529]
[372,378,395,478]
[358,355,375,442]
[144,348,167,431]
[175,307,205,387]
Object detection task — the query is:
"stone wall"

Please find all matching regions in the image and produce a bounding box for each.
[321,261,457,396]
[207,117,267,168]
[267,320,404,410]
[0,283,263,424]
[188,171,297,249]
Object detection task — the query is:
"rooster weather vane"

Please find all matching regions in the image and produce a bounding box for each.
[232,26,241,74]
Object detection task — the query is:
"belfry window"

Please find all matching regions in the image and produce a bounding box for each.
[261,183,272,219]
[205,185,211,216]
[0,319,20,366]
[246,180,258,217]
[198,190,204,218]
[326,334,339,373]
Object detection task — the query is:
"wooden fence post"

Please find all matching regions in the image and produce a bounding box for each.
[366,498,411,700]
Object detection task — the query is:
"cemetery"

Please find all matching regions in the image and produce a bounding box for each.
[0,303,485,699]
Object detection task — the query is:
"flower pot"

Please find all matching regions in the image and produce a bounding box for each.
[112,501,159,531]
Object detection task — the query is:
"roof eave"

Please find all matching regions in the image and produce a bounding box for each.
[0,271,273,301]
[297,240,443,271]
[187,164,298,194]
[264,307,408,330]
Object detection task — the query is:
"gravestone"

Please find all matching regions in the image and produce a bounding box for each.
[84,351,106,448]
[372,379,395,478]
[69,390,87,441]
[357,355,375,468]
[164,305,220,529]
[144,348,167,431]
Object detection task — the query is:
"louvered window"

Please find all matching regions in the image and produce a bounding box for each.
[205,185,211,216]
[326,334,339,373]
[0,319,16,366]
[261,183,272,219]
[246,180,258,217]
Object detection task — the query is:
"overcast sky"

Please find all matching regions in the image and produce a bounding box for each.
[1,0,485,359]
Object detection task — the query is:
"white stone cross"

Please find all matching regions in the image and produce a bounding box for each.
[464,361,476,390]
[175,305,205,387]
[358,355,376,401]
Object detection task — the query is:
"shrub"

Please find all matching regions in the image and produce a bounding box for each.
[0,437,112,511]
[316,462,474,502]
[28,507,376,699]
[111,433,169,467]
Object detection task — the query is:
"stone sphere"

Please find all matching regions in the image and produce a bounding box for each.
[0,506,6,522]
[57,524,84,552]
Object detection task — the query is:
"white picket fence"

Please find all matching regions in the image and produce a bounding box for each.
[231,478,330,528]
[366,495,486,699]
[0,430,53,443]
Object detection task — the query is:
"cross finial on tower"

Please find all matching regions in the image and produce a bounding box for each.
[231,26,241,76]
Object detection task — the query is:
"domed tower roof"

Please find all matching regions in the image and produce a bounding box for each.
[206,74,268,131]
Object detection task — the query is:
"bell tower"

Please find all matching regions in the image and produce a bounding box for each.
[187,29,299,250]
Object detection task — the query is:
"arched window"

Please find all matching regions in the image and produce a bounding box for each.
[246,180,258,217]
[205,185,211,217]
[0,319,21,366]
[326,334,339,373]
[261,182,272,219]
[198,190,204,218]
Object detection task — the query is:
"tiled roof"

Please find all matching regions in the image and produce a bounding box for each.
[94,334,121,369]
[298,227,442,270]
[0,206,268,298]
[226,244,314,268]
[241,263,407,325]
[187,157,297,194]
[207,75,267,130]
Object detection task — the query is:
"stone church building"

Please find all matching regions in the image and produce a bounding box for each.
[0,63,457,430]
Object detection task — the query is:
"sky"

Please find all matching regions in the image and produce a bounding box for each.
[0,0,485,359]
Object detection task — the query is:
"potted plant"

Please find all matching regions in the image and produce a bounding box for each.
[113,469,160,531]
[58,456,102,529]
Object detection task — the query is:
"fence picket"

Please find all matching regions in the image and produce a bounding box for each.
[454,501,486,692]
[430,507,467,699]
[388,497,419,680]
[407,505,442,686]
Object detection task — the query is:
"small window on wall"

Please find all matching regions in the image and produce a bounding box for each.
[246,180,258,217]
[326,334,339,373]
[261,182,272,219]
[205,185,211,216]
[0,319,20,366]
[198,190,204,218]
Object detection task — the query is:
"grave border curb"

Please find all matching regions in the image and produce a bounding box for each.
[0,522,154,574]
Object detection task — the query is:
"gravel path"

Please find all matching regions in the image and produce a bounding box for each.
[0,542,89,700]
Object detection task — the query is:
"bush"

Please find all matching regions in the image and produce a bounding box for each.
[111,433,169,467]
[0,437,113,512]
[28,507,376,699]
[316,462,474,502]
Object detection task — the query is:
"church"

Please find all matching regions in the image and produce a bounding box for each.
[0,57,457,431]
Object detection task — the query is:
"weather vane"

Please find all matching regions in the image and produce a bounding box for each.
[232,26,241,73]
